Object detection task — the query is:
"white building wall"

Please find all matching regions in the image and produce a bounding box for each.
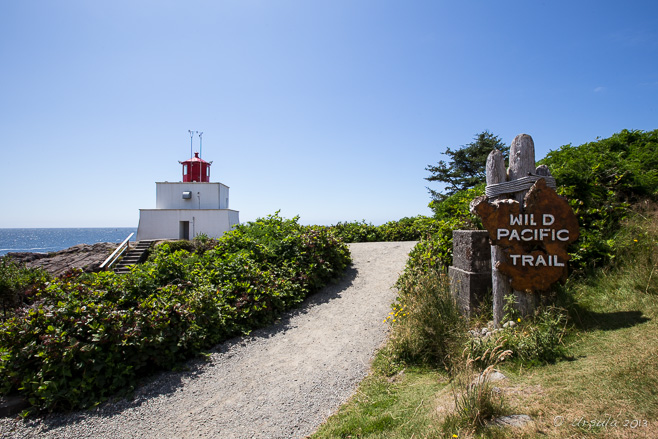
[155,182,230,210]
[228,210,239,226]
[136,209,240,241]
[220,185,229,209]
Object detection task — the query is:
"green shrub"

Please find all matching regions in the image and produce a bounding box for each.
[148,234,221,257]
[378,216,439,241]
[386,271,466,370]
[540,129,658,272]
[429,183,485,227]
[327,215,442,244]
[394,218,477,292]
[0,258,50,319]
[0,212,351,412]
[328,220,380,242]
[467,305,569,368]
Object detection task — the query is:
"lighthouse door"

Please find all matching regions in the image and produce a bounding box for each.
[179,221,190,240]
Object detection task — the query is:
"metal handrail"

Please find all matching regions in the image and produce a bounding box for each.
[99,233,134,270]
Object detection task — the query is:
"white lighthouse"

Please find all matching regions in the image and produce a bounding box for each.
[136,137,239,241]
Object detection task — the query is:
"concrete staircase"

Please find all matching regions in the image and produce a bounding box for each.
[113,240,155,274]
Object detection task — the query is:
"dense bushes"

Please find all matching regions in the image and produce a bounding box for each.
[540,129,658,272]
[0,259,50,319]
[0,213,351,412]
[327,215,441,243]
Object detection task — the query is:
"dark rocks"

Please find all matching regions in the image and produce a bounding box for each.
[6,243,118,277]
[0,395,29,417]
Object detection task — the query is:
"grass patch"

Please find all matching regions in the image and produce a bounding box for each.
[501,299,658,438]
[313,354,447,439]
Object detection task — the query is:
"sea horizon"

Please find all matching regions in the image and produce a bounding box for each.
[0,227,137,256]
[0,226,137,229]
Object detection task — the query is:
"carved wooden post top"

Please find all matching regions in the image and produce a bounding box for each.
[508,134,535,203]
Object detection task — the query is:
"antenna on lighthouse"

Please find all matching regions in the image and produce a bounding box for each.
[188,130,195,158]
[198,131,204,158]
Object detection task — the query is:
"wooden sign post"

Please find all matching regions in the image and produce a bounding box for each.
[470,134,579,326]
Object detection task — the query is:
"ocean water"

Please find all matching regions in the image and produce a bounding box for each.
[0,228,137,256]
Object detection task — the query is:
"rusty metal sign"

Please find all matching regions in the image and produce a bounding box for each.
[471,178,579,292]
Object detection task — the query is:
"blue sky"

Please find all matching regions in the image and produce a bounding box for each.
[1,1,656,228]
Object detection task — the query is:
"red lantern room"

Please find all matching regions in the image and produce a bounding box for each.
[179,152,212,182]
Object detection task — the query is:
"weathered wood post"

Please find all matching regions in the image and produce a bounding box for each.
[484,134,539,323]
[508,134,539,317]
[471,133,579,327]
[486,149,510,326]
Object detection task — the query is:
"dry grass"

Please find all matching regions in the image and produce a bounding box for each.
[440,347,512,437]
[498,321,658,438]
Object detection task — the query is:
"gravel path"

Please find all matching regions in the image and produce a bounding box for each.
[0,241,417,439]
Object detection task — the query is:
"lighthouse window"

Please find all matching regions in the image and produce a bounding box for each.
[183,164,188,175]
[206,167,210,177]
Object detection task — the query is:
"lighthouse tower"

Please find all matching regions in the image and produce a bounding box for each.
[136,137,240,241]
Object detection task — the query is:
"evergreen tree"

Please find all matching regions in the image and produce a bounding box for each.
[425,131,509,202]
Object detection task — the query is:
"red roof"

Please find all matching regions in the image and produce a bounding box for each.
[179,152,210,165]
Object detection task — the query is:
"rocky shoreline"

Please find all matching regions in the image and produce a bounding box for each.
[5,242,119,277]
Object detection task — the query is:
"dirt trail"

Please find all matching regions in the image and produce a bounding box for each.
[0,241,417,439]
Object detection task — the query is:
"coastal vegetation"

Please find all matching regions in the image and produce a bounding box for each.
[0,213,351,412]
[312,128,658,438]
[326,216,439,243]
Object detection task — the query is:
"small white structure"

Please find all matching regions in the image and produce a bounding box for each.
[136,150,239,240]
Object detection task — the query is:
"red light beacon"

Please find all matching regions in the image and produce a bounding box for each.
[180,152,211,182]
[179,130,212,182]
